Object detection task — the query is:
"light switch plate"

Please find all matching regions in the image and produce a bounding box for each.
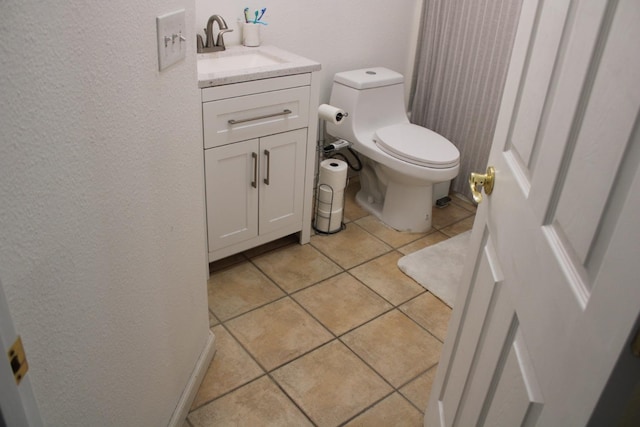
[156,9,186,71]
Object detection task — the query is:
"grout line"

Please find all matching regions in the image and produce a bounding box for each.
[308,235,397,273]
[187,323,269,412]
[395,303,448,344]
[188,372,270,413]
[264,371,319,427]
[344,268,427,312]
[351,218,439,249]
[335,390,397,426]
[215,293,290,324]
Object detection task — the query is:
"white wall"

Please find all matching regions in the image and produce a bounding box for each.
[0,1,209,426]
[195,0,423,105]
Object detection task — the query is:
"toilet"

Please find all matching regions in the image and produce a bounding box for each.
[326,67,460,232]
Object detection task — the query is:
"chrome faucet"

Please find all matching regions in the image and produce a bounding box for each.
[197,15,233,53]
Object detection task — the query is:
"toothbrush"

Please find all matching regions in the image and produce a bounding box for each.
[244,7,250,23]
[253,10,259,23]
[256,7,266,22]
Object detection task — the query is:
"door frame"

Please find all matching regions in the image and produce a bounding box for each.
[0,280,43,426]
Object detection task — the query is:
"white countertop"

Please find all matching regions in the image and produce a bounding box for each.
[197,45,321,88]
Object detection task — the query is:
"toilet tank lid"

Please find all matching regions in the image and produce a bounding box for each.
[334,67,404,89]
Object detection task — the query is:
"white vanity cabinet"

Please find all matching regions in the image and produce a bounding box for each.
[202,73,319,262]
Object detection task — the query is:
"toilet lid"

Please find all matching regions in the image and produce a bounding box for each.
[374,123,460,168]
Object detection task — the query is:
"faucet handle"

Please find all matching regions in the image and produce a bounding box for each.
[197,34,204,52]
[216,29,233,47]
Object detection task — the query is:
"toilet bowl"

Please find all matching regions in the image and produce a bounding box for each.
[326,67,460,232]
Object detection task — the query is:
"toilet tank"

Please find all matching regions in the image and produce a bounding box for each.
[327,67,410,143]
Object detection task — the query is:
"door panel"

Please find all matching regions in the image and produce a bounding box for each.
[507,1,571,171]
[438,227,543,426]
[439,229,503,424]
[481,329,542,427]
[205,139,259,252]
[259,129,306,235]
[426,0,640,425]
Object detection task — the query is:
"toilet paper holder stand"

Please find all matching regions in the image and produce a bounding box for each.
[312,182,347,235]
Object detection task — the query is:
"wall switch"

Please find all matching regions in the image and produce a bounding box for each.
[156,9,186,71]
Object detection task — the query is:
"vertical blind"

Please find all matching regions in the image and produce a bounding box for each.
[411,0,523,200]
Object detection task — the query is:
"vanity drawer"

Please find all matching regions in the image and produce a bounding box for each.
[203,86,310,149]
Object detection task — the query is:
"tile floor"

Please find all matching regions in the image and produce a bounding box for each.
[186,179,476,427]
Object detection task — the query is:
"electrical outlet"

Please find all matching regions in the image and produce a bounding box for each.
[156,9,186,71]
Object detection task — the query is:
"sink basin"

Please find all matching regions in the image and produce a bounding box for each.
[198,51,285,75]
[197,45,322,88]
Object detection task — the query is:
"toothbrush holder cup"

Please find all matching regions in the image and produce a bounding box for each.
[243,22,261,47]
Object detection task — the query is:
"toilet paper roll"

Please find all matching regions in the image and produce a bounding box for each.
[318,159,348,192]
[318,186,344,206]
[318,104,348,125]
[315,207,343,233]
[317,187,344,213]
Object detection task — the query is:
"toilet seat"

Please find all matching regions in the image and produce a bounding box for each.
[374,123,459,168]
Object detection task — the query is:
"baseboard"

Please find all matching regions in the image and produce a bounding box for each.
[168,330,216,427]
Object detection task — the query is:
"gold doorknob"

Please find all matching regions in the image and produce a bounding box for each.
[469,166,495,204]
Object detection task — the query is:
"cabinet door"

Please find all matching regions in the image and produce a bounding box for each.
[205,139,259,252]
[259,129,307,235]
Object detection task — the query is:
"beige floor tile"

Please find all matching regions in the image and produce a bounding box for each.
[397,231,450,255]
[350,252,425,306]
[400,365,438,412]
[342,310,442,387]
[441,216,475,237]
[226,297,332,371]
[432,203,473,229]
[293,273,392,336]
[252,243,342,293]
[343,180,369,223]
[311,223,391,269]
[272,340,392,427]
[355,215,429,248]
[208,262,285,321]
[400,293,452,342]
[191,325,264,410]
[188,376,313,427]
[343,393,423,427]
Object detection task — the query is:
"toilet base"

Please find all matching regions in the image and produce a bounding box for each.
[356,181,433,232]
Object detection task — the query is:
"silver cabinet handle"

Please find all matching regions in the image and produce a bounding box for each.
[263,149,270,185]
[228,109,292,125]
[251,152,258,188]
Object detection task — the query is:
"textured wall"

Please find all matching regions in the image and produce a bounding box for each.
[195,0,423,106]
[0,1,209,426]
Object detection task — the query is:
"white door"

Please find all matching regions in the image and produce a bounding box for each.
[425,0,640,425]
[259,129,307,235]
[0,280,42,426]
[205,139,259,252]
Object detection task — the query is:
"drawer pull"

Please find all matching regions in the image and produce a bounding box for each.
[251,152,258,188]
[228,109,292,125]
[264,149,271,185]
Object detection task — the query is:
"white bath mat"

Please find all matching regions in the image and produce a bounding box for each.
[397,230,471,308]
